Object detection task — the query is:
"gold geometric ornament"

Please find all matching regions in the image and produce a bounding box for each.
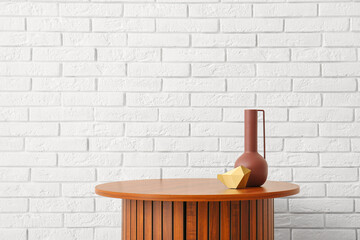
[217,166,251,189]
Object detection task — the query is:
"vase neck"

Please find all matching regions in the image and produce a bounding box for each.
[244,110,258,152]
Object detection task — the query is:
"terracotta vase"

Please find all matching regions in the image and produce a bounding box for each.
[234,109,268,187]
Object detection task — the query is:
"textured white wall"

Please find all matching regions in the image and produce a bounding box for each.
[0,1,359,240]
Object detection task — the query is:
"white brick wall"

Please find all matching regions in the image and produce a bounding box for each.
[0,0,358,239]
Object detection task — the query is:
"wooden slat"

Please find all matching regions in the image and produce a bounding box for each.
[220,201,230,240]
[264,199,268,240]
[153,201,162,240]
[137,200,144,240]
[231,201,240,240]
[240,200,249,240]
[257,200,263,240]
[186,202,197,240]
[173,202,184,240]
[144,201,152,240]
[198,202,208,240]
[130,200,137,240]
[209,202,220,240]
[269,199,274,240]
[163,201,173,240]
[249,200,257,240]
[122,200,126,240]
[125,199,131,240]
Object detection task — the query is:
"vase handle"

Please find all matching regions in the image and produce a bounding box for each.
[258,110,265,160]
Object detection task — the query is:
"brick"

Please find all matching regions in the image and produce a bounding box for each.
[157,19,218,32]
[163,78,225,92]
[275,229,290,240]
[0,2,57,16]
[29,229,93,240]
[0,78,30,91]
[293,78,356,91]
[292,48,356,62]
[267,123,317,137]
[95,108,157,121]
[267,152,318,167]
[0,214,62,227]
[285,138,350,152]
[320,153,360,167]
[0,138,23,151]
[155,138,218,151]
[0,153,56,167]
[124,153,187,166]
[327,183,360,197]
[257,93,321,107]
[95,229,121,240]
[274,199,288,213]
[0,229,26,240]
[351,18,360,31]
[65,213,121,227]
[63,33,126,46]
[98,78,161,92]
[228,48,289,62]
[320,3,360,16]
[275,214,324,228]
[128,63,189,77]
[33,48,95,61]
[293,230,356,240]
[124,4,187,17]
[27,18,90,32]
[63,63,125,77]
[189,153,238,167]
[191,123,243,136]
[32,168,95,182]
[320,123,360,137]
[32,78,95,91]
[254,3,317,17]
[127,93,189,106]
[257,63,320,77]
[323,93,360,106]
[192,93,255,106]
[267,168,292,181]
[294,168,358,182]
[128,34,189,47]
[326,214,360,228]
[58,153,122,167]
[98,168,161,181]
[192,34,255,47]
[192,63,255,77]
[0,33,61,46]
[63,93,123,106]
[26,138,87,152]
[322,63,360,77]
[0,48,31,61]
[227,78,291,92]
[30,198,94,212]
[163,168,224,178]
[220,137,283,152]
[93,18,154,32]
[0,168,28,181]
[61,123,123,136]
[0,63,59,76]
[0,17,25,31]
[60,3,122,17]
[296,183,325,197]
[224,108,287,122]
[189,4,251,17]
[126,123,189,136]
[62,183,96,197]
[324,33,360,46]
[159,108,221,122]
[286,18,349,32]
[289,108,353,122]
[30,107,93,121]
[95,198,121,212]
[0,123,58,136]
[259,33,321,47]
[98,48,160,62]
[163,48,225,62]
[89,137,153,151]
[221,19,283,32]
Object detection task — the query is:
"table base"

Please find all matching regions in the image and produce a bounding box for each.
[122,199,274,240]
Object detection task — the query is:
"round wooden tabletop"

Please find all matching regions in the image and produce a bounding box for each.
[95,179,299,201]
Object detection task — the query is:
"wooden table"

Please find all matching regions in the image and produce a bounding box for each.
[95,179,299,240]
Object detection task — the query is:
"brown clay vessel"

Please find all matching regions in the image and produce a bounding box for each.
[234,109,268,187]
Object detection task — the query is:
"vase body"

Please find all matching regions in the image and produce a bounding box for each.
[234,109,268,187]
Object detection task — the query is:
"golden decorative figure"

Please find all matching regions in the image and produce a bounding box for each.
[217,166,251,189]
